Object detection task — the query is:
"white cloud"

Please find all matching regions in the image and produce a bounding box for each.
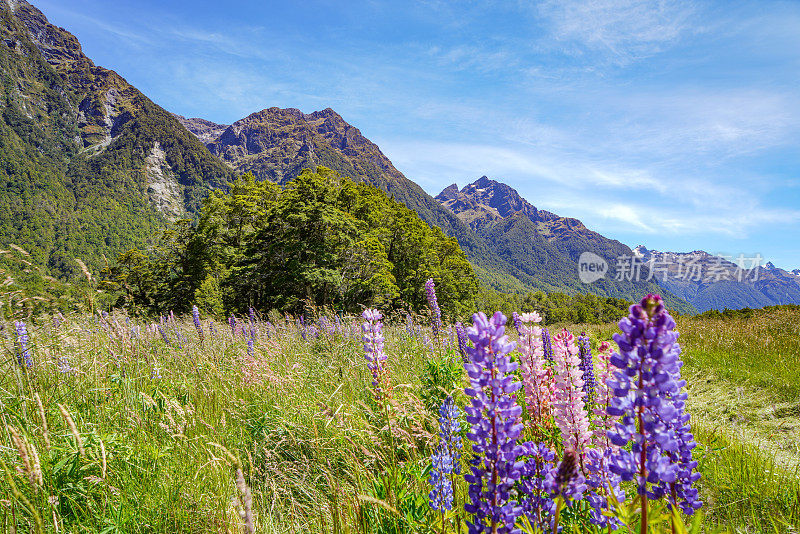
[537,0,697,64]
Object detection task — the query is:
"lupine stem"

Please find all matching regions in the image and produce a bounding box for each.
[638,380,648,534]
[551,498,565,534]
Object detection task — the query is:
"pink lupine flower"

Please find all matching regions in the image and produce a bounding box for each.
[552,329,592,471]
[591,341,620,450]
[516,311,552,427]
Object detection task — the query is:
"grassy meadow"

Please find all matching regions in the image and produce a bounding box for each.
[1,305,799,533]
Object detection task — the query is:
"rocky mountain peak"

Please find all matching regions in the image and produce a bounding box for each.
[436,176,560,232]
[437,184,459,202]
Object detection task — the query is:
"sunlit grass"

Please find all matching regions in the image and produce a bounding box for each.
[1,307,798,532]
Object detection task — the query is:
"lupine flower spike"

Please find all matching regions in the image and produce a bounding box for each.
[429,396,462,513]
[577,333,595,404]
[517,442,557,531]
[551,329,591,471]
[516,312,552,428]
[192,305,204,341]
[14,321,32,368]
[541,327,553,362]
[362,309,388,401]
[425,278,442,337]
[455,322,468,361]
[463,311,524,534]
[607,294,702,533]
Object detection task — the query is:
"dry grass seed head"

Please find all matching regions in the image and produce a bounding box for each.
[57,403,85,457]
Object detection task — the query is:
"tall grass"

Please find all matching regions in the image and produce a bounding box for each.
[1,308,798,532]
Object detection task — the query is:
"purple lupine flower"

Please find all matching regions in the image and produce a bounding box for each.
[429,445,455,512]
[541,327,553,362]
[57,356,73,374]
[438,396,462,475]
[247,308,258,351]
[158,321,170,345]
[518,441,557,531]
[577,333,595,403]
[405,313,415,338]
[192,306,204,340]
[362,309,388,400]
[584,447,624,529]
[550,449,586,502]
[462,311,524,534]
[424,278,442,336]
[606,294,701,517]
[14,321,32,368]
[455,321,467,361]
[512,311,522,333]
[428,397,461,512]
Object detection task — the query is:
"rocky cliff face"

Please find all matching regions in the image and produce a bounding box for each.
[632,246,800,311]
[437,176,559,232]
[437,177,626,247]
[173,115,228,145]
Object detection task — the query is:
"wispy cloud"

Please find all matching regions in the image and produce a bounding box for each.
[536,0,698,64]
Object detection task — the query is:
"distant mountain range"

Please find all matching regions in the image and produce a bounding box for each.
[433,178,692,311]
[632,246,800,312]
[1,0,787,315]
[175,110,692,311]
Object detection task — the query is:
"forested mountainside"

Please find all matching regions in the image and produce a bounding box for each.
[178,109,693,312]
[0,0,233,277]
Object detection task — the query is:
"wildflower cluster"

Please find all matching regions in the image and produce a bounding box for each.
[408,292,701,532]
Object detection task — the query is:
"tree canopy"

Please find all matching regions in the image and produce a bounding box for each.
[108,167,480,319]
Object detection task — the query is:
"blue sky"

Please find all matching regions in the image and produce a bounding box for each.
[37,0,800,269]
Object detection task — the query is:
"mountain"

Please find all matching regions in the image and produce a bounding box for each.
[1,0,696,313]
[0,0,234,276]
[173,115,228,145]
[180,107,486,250]
[793,269,800,277]
[632,246,800,312]
[177,105,546,292]
[436,178,695,313]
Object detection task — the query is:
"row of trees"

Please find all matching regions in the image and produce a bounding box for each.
[107,167,480,319]
[477,289,634,325]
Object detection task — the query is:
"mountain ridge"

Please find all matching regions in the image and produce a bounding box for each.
[632,245,800,312]
[434,177,695,313]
